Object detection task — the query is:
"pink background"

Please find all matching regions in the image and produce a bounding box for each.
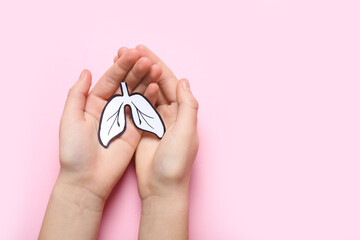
[1,0,360,239]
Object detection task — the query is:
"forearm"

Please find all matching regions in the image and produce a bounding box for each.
[39,174,105,240]
[139,192,189,240]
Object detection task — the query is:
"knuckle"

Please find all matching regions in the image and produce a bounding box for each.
[184,97,199,110]
[127,49,140,60]
[135,58,151,74]
[192,97,199,110]
[67,86,76,97]
[136,44,146,51]
[117,47,128,57]
[104,73,119,88]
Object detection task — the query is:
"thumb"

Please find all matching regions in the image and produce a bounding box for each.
[174,79,199,135]
[63,70,92,121]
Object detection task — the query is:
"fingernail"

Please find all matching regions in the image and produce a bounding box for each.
[182,79,190,91]
[79,70,86,81]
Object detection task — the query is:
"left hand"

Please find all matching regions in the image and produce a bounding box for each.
[58,47,162,201]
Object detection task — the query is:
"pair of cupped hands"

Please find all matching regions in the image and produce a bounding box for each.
[58,45,199,214]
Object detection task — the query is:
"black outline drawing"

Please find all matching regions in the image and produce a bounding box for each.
[98,82,166,148]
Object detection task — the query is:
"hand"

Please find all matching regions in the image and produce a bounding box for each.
[114,45,199,240]
[40,48,162,240]
[59,48,162,201]
[115,45,199,199]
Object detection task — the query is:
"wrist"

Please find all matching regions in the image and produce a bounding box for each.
[143,173,191,198]
[53,173,105,213]
[39,173,105,240]
[141,191,189,216]
[139,191,189,240]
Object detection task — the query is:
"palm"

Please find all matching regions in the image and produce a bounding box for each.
[135,103,178,198]
[131,47,183,199]
[59,48,160,199]
[132,45,199,200]
[63,101,142,199]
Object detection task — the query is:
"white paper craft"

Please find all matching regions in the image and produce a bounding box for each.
[98,82,165,148]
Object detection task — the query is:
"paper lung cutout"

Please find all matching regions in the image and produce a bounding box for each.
[98,82,165,148]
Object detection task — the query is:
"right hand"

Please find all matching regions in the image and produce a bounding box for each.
[114,45,199,200]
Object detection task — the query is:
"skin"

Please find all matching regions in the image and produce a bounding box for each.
[40,45,199,240]
[39,48,162,240]
[115,45,199,240]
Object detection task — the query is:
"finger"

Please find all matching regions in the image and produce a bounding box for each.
[117,47,129,59]
[174,79,199,135]
[63,70,92,121]
[113,55,119,63]
[113,47,129,63]
[121,57,152,94]
[132,63,162,97]
[90,49,139,100]
[136,44,178,105]
[143,83,159,106]
[116,48,166,103]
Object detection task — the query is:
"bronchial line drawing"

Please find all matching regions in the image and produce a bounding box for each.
[98,82,166,148]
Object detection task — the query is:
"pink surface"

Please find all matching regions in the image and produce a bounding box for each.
[1,0,360,239]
